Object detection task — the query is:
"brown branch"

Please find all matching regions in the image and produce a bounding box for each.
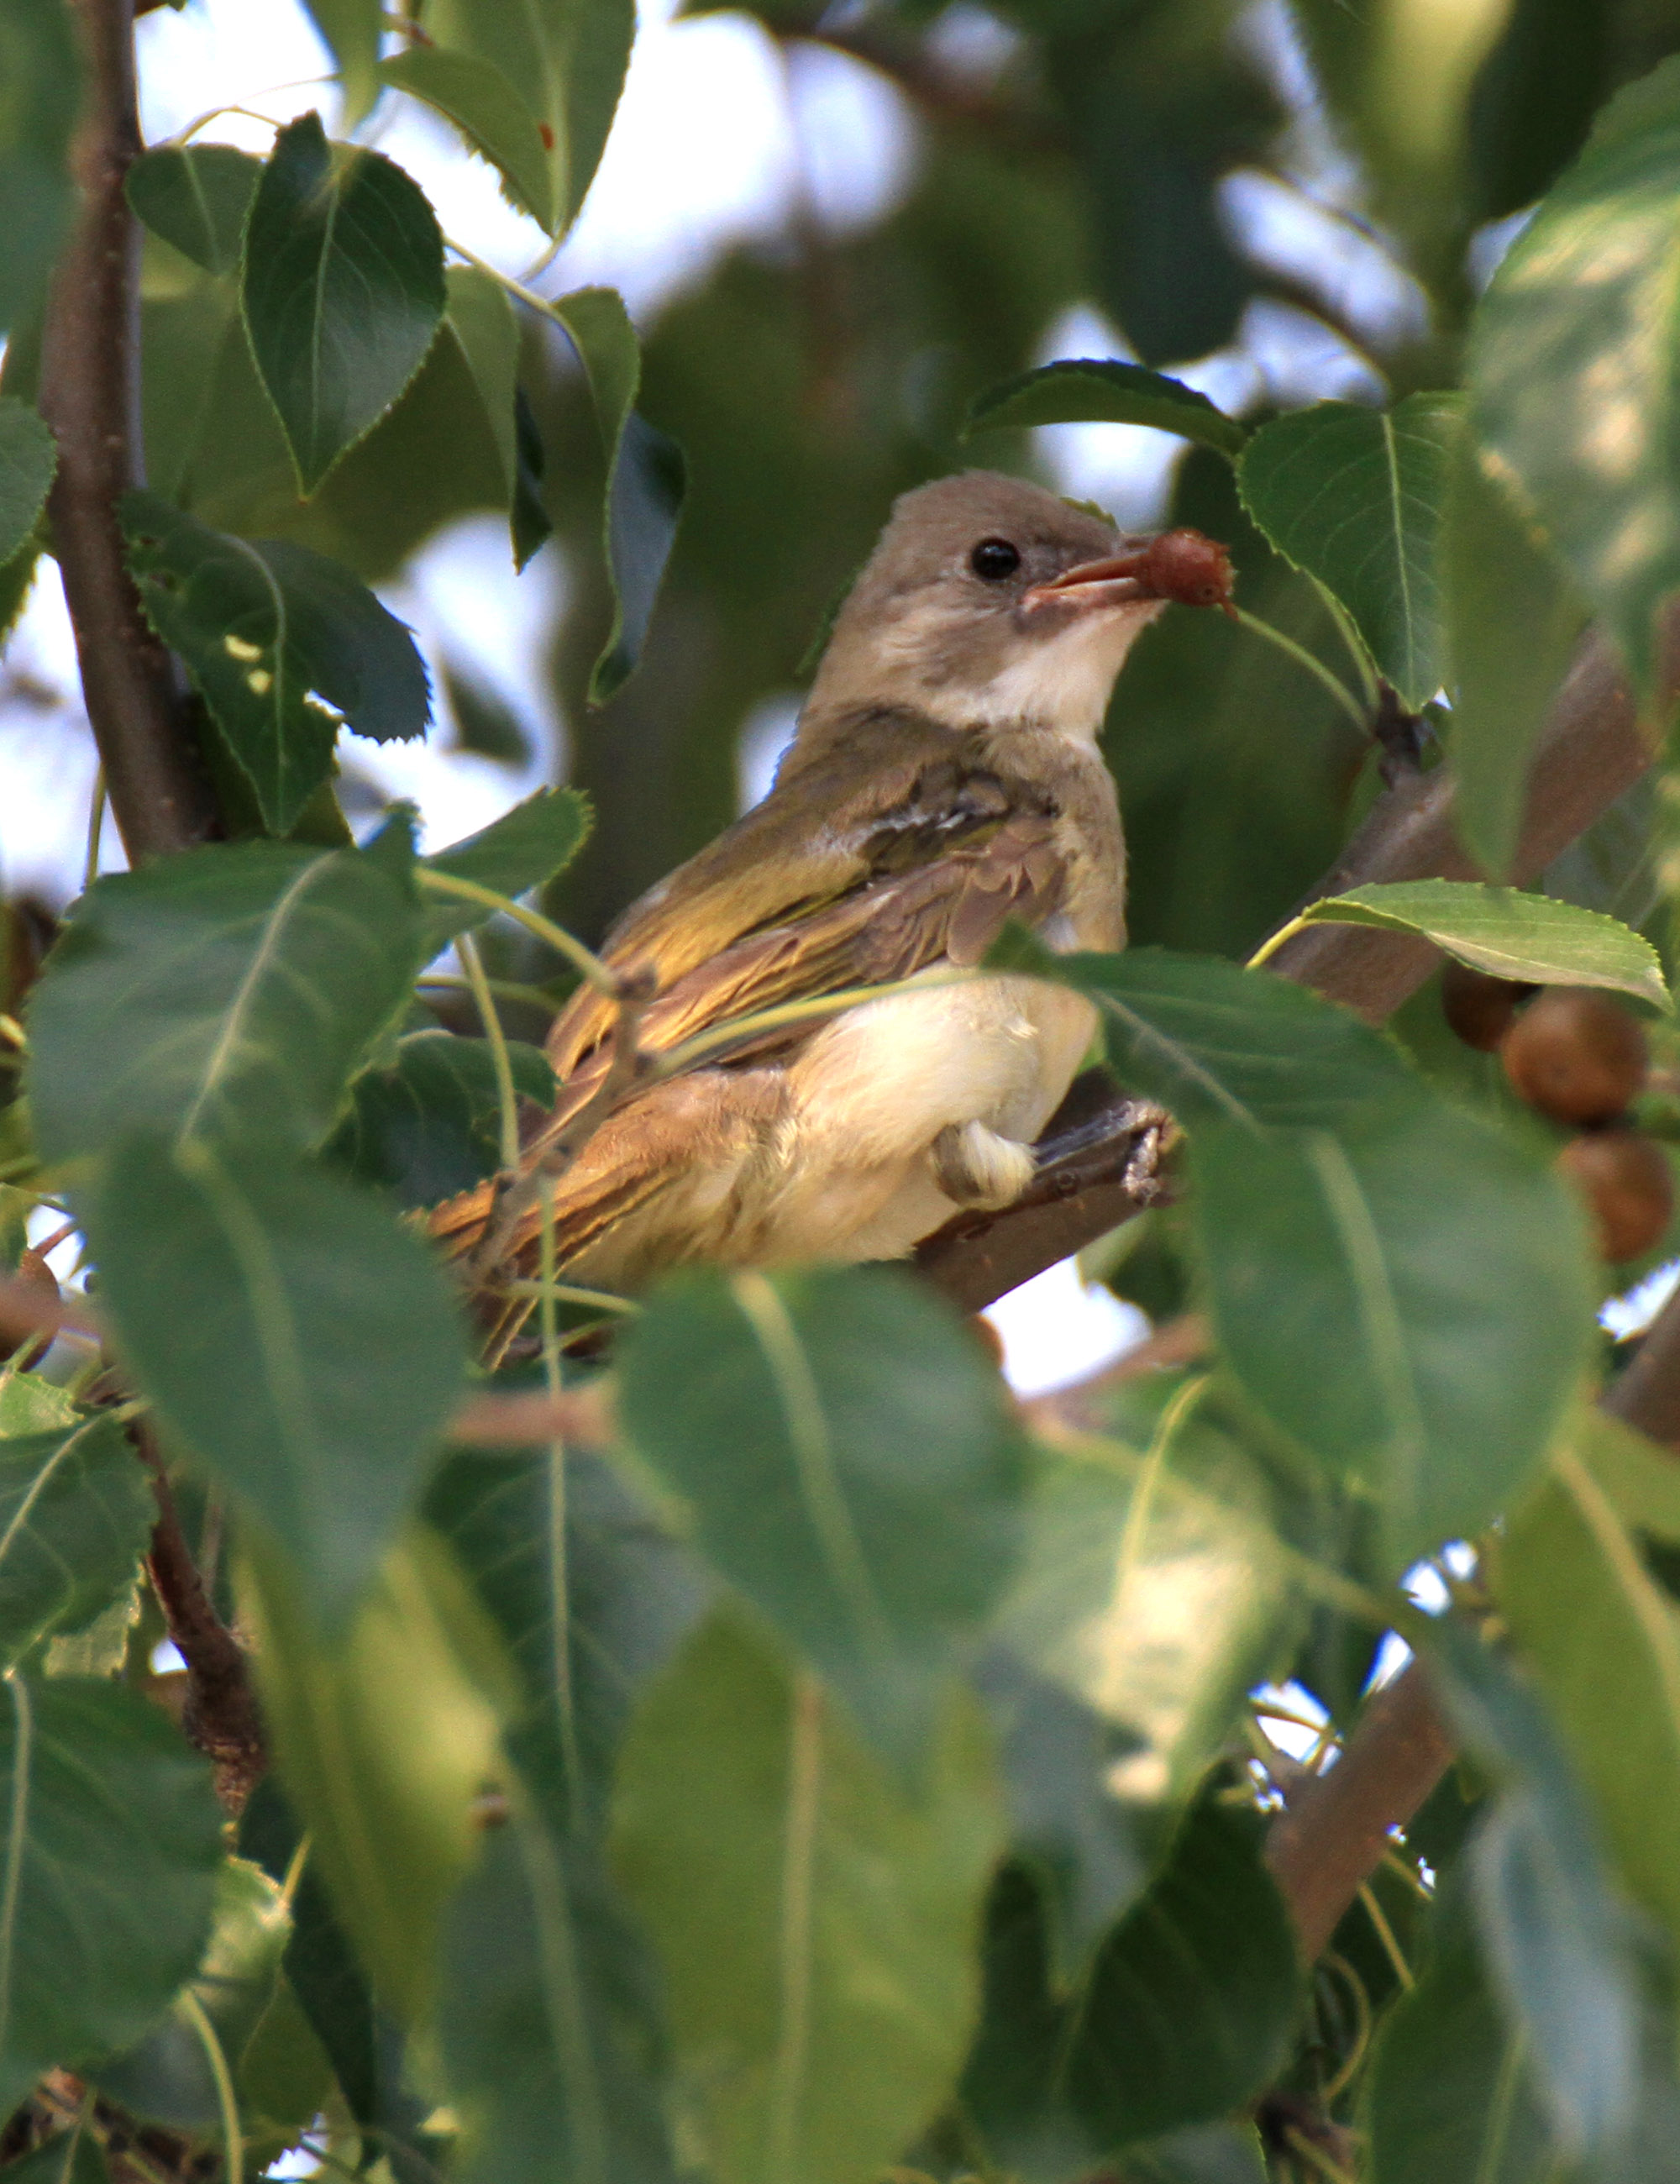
[35,0,220,864]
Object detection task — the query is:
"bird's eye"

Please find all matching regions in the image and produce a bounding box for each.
[969,537,1021,581]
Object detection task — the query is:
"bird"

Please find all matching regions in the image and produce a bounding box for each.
[433,470,1232,1328]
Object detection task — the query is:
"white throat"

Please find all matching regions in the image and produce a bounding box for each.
[923,600,1166,743]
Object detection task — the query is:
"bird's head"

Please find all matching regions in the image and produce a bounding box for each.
[802,470,1233,748]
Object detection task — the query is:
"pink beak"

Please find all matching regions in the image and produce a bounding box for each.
[1022,549,1158,617]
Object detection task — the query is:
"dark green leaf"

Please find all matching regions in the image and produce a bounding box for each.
[1468,54,1680,701]
[611,1607,1004,2184]
[963,1799,1301,2174]
[27,840,425,1167]
[1294,879,1668,1005]
[553,288,685,703]
[1467,0,1612,222]
[618,1264,1026,1772]
[512,382,553,573]
[1236,394,1460,709]
[300,0,384,125]
[123,490,430,830]
[1444,436,1590,880]
[0,1415,151,1667]
[1116,2126,1268,2184]
[0,0,80,337]
[1192,1101,1592,1574]
[423,0,637,233]
[124,144,261,276]
[963,360,1247,457]
[380,47,554,233]
[242,111,445,495]
[85,1137,465,1627]
[328,1029,554,1210]
[0,395,55,564]
[1365,1877,1557,2184]
[0,539,37,645]
[420,785,592,948]
[0,1677,223,2117]
[0,2119,112,2184]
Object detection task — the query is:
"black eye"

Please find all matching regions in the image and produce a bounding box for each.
[969,537,1021,581]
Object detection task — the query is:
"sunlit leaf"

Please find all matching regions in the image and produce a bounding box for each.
[242,111,445,495]
[1294,879,1668,1007]
[1236,393,1460,708]
[300,0,384,126]
[612,1608,1004,2184]
[0,1677,223,2118]
[125,144,260,276]
[0,1415,151,1668]
[86,1137,466,1627]
[380,47,554,233]
[0,394,55,564]
[27,840,426,1167]
[964,359,1247,457]
[618,1264,1027,1772]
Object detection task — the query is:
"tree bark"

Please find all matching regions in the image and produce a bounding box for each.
[35,0,220,864]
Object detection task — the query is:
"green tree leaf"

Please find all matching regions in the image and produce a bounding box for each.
[1468,54,1680,702]
[553,288,685,703]
[299,0,385,126]
[611,1608,1004,2184]
[84,1137,466,1627]
[0,0,80,337]
[328,1030,555,1211]
[0,394,54,565]
[1193,1103,1592,1576]
[26,840,426,1168]
[963,1798,1301,2175]
[963,360,1247,457]
[1236,394,1461,709]
[0,1676,223,2118]
[242,111,446,495]
[421,0,636,234]
[1443,436,1591,881]
[380,48,554,233]
[0,1415,152,1668]
[122,491,431,831]
[420,785,593,948]
[1293,879,1669,1006]
[0,2117,113,2184]
[618,1264,1027,1772]
[124,144,261,276]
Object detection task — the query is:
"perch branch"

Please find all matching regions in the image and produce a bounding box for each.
[35,0,220,863]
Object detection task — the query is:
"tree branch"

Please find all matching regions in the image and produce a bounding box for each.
[35,0,220,864]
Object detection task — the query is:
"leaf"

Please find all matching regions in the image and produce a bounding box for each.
[85,1136,466,1628]
[122,491,431,831]
[242,111,446,495]
[1497,1444,1680,1967]
[441,264,525,542]
[618,1264,1027,1772]
[0,396,54,564]
[0,2119,113,2184]
[553,288,685,703]
[328,1030,555,1211]
[0,0,80,337]
[1192,1102,1593,1575]
[421,0,637,234]
[299,0,385,126]
[124,144,261,276]
[611,1607,1004,2184]
[963,1799,1301,2176]
[0,1415,152,1668]
[1444,435,1591,880]
[963,360,1248,458]
[1364,1876,1558,2184]
[1433,1624,1644,2154]
[1236,394,1461,709]
[380,47,554,234]
[243,1530,511,2024]
[1467,55,1680,702]
[26,840,425,1168]
[93,1856,291,2129]
[1116,2127,1269,2184]
[419,785,592,949]
[512,385,553,572]
[1294,879,1669,1007]
[0,1676,223,2118]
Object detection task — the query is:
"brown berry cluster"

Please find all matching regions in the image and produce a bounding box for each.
[1442,963,1674,1264]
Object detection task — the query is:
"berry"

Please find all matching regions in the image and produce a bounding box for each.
[1441,960,1532,1052]
[1558,1129,1674,1263]
[1142,528,1236,612]
[1501,988,1648,1126]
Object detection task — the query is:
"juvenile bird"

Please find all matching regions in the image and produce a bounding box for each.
[435,471,1231,1314]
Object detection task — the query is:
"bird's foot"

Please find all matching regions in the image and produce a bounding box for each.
[932,1120,1038,1210]
[1120,1100,1178,1203]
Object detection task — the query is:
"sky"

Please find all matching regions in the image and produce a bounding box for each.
[0,0,1423,1392]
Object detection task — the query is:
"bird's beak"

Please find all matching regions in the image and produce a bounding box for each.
[1021,550,1154,620]
[1022,528,1236,621]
